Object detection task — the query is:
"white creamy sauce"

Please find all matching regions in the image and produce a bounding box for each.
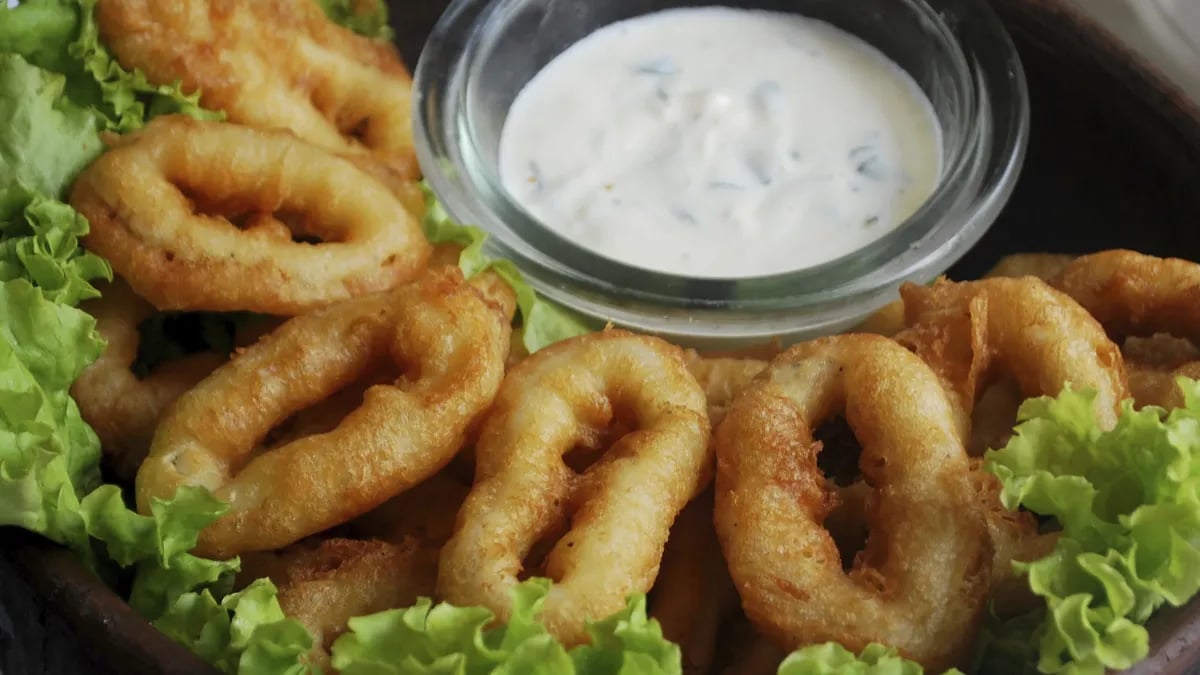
[497,7,943,278]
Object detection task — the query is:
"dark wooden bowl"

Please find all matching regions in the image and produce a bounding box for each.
[4,1,1200,673]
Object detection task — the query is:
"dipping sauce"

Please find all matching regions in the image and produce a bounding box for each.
[497,7,943,279]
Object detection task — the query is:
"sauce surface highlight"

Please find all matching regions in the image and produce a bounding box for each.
[497,7,943,279]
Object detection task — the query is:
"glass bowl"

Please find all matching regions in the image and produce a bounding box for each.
[413,0,1029,349]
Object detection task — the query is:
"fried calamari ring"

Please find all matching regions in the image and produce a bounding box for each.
[830,461,1055,622]
[96,0,420,178]
[429,242,519,327]
[1051,250,1200,341]
[1051,250,1200,410]
[983,253,1076,280]
[1126,361,1200,410]
[250,538,438,671]
[650,492,740,675]
[71,278,226,482]
[137,268,510,558]
[852,254,1075,339]
[71,116,431,315]
[895,277,1127,432]
[714,334,990,671]
[438,330,711,646]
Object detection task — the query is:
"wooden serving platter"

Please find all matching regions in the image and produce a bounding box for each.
[4,1,1200,673]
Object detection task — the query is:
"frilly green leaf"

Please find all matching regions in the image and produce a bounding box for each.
[331,578,680,675]
[155,579,316,675]
[983,382,1200,674]
[776,642,964,675]
[419,183,593,354]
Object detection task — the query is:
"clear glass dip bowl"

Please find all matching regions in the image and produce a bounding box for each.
[413,0,1029,349]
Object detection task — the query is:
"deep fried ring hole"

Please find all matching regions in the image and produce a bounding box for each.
[138,269,510,558]
[520,411,638,580]
[177,181,343,246]
[258,361,405,457]
[714,334,991,671]
[438,331,711,646]
[897,277,1127,433]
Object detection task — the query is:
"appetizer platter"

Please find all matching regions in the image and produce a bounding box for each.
[4,1,1200,675]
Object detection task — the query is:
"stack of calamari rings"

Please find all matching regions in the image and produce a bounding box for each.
[65,1,1200,673]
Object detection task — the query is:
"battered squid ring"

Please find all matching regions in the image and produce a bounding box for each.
[71,278,226,482]
[249,537,439,671]
[895,276,1128,433]
[1051,250,1200,340]
[136,268,511,559]
[713,334,991,671]
[1051,250,1200,409]
[437,330,711,646]
[70,115,431,315]
[96,0,421,178]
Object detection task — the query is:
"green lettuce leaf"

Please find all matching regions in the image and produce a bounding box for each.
[983,382,1200,674]
[330,577,681,675]
[0,279,104,551]
[316,0,394,41]
[776,643,964,675]
[0,52,104,219]
[420,183,593,354]
[0,0,78,75]
[0,0,221,132]
[155,579,316,675]
[0,193,111,304]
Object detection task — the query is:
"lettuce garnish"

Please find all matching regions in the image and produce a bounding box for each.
[984,383,1200,674]
[0,0,221,132]
[777,643,964,675]
[0,5,308,673]
[330,578,680,675]
[155,579,315,675]
[419,182,593,354]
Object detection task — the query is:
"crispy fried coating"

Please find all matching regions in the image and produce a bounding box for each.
[137,268,511,558]
[827,461,1051,622]
[438,330,711,646]
[71,278,225,481]
[650,492,740,675]
[96,0,419,178]
[895,277,1128,432]
[983,253,1076,281]
[852,253,1075,340]
[246,538,438,671]
[714,334,991,672]
[71,116,431,315]
[1051,250,1200,341]
[1051,250,1200,411]
[429,242,519,327]
[965,460,1059,619]
[1125,360,1200,411]
[1122,333,1200,410]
